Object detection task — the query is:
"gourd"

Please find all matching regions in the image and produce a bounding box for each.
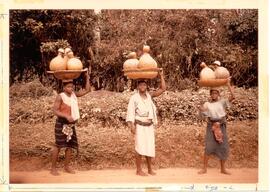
[138,45,158,69]
[67,56,83,70]
[64,47,72,54]
[215,66,230,79]
[64,48,72,65]
[67,51,74,59]
[63,48,83,70]
[49,48,66,71]
[48,47,86,81]
[123,52,139,69]
[199,62,216,80]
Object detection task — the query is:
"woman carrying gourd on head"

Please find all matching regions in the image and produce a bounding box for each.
[50,70,91,176]
[198,77,235,175]
[126,69,166,176]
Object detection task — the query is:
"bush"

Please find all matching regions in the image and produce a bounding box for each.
[10,9,258,90]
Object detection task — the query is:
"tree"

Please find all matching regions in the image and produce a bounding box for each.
[10,9,258,89]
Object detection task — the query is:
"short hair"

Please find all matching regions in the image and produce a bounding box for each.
[62,80,73,87]
[137,79,148,85]
[210,89,220,94]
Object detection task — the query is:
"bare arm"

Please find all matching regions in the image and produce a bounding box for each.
[199,104,207,112]
[75,70,91,97]
[198,101,207,112]
[53,95,73,122]
[126,95,136,134]
[227,77,235,102]
[150,68,166,98]
[127,121,136,135]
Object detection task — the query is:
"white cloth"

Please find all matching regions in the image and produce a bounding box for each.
[126,91,157,157]
[202,98,230,119]
[135,124,155,157]
[60,92,80,121]
[126,91,157,125]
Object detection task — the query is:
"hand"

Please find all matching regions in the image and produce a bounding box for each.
[84,70,90,78]
[66,116,74,123]
[227,76,232,86]
[197,105,204,111]
[198,102,206,112]
[131,126,136,135]
[159,68,164,77]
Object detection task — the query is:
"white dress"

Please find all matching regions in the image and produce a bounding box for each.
[126,91,157,157]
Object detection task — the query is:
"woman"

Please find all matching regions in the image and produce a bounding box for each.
[126,69,166,176]
[198,78,235,175]
[50,70,90,176]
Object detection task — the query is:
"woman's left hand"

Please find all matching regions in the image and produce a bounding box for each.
[84,70,90,78]
[159,68,164,77]
[227,76,232,86]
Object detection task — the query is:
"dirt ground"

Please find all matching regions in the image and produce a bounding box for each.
[10,168,258,184]
[9,120,258,171]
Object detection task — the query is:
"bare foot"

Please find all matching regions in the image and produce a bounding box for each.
[50,169,60,176]
[136,170,148,176]
[64,167,75,174]
[198,169,207,174]
[148,170,156,176]
[221,169,231,175]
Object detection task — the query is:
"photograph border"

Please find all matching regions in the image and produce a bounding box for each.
[0,0,268,191]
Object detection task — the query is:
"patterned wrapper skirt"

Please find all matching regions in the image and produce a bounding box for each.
[55,117,78,153]
[205,120,229,160]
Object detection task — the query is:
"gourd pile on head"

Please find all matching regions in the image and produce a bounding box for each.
[123,45,160,79]
[48,47,85,81]
[49,45,230,86]
[198,60,230,87]
[49,47,83,71]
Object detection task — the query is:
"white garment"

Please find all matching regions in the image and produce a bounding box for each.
[202,98,230,119]
[135,124,155,157]
[126,91,157,157]
[60,92,80,121]
[126,91,157,125]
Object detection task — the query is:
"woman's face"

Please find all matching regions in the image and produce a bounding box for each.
[64,83,74,94]
[137,82,147,93]
[210,90,220,101]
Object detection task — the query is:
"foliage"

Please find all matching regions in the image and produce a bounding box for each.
[10,9,258,89]
[40,39,70,53]
[10,10,97,84]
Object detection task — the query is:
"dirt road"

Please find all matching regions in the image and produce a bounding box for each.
[10,168,257,184]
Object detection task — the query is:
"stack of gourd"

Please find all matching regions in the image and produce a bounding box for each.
[48,48,87,81]
[123,45,160,79]
[198,61,230,87]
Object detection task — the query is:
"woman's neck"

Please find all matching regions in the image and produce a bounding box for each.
[139,91,147,98]
[211,98,219,102]
[64,91,72,97]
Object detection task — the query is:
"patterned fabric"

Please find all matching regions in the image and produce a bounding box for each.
[62,124,74,142]
[205,120,229,160]
[211,121,223,143]
[54,117,78,153]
